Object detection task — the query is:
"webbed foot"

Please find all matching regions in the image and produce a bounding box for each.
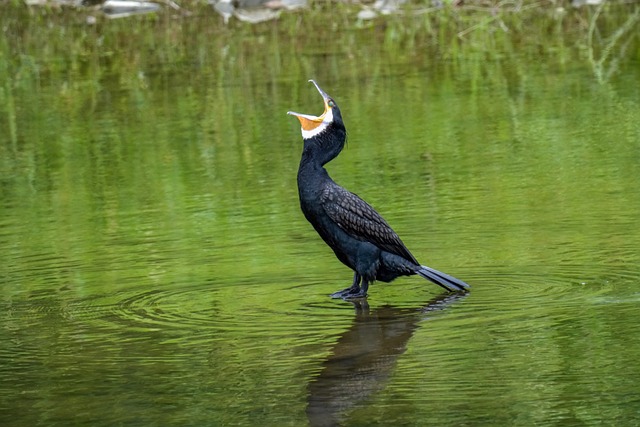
[330,274,369,300]
[343,290,368,300]
[330,287,367,300]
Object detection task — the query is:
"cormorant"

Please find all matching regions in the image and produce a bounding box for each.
[288,80,470,299]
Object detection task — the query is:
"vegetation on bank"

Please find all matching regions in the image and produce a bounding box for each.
[2,0,638,70]
[0,0,638,116]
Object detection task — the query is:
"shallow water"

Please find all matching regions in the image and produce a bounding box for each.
[1,6,640,426]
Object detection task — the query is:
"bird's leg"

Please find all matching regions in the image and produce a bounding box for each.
[330,273,362,299]
[343,278,369,300]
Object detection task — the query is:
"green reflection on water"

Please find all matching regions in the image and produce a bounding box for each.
[1,4,640,426]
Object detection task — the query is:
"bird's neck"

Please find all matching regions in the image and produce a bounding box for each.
[297,149,330,198]
[296,129,345,200]
[300,128,345,165]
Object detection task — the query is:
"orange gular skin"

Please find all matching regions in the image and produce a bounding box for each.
[291,100,329,131]
[288,80,335,137]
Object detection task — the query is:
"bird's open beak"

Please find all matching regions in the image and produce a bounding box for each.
[287,80,332,132]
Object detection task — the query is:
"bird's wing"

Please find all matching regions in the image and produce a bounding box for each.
[320,184,419,264]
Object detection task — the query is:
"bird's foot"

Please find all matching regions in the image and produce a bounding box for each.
[330,286,367,300]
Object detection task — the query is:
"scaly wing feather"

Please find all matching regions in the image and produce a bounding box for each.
[320,183,419,264]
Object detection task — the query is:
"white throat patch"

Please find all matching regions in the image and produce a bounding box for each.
[300,108,333,140]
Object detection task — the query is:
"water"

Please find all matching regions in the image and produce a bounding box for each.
[1,6,640,426]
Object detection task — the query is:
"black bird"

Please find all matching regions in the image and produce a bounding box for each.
[288,80,470,299]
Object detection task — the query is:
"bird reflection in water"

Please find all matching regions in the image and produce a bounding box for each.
[306,293,466,427]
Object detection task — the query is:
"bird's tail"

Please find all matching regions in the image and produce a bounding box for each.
[416,265,470,293]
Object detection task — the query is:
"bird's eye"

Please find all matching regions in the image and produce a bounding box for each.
[328,99,336,108]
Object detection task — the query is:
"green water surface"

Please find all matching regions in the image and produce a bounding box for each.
[1,4,640,426]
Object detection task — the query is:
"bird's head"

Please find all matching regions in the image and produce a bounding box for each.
[287,80,345,141]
